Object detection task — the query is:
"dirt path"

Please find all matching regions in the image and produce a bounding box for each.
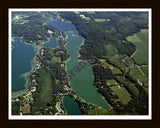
[131,49,138,58]
[137,66,145,76]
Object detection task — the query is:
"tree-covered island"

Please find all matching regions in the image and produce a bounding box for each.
[12,11,149,115]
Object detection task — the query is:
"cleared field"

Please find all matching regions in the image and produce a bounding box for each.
[116,76,139,96]
[141,29,148,34]
[109,56,126,68]
[51,56,61,63]
[94,19,109,22]
[111,67,122,75]
[104,44,126,68]
[88,107,117,115]
[127,32,148,65]
[140,65,148,77]
[126,57,135,65]
[22,106,31,114]
[106,79,117,85]
[14,19,29,24]
[99,58,122,75]
[40,74,53,103]
[110,86,131,105]
[130,67,148,84]
[127,34,141,42]
[87,11,96,14]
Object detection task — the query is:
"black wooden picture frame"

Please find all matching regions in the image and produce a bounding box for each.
[0,0,160,128]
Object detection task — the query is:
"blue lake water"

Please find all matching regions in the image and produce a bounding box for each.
[48,20,78,33]
[63,96,82,115]
[42,38,57,48]
[12,38,35,92]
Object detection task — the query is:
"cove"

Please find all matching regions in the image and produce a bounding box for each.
[12,38,36,92]
[49,20,110,110]
[42,38,57,48]
[63,96,82,115]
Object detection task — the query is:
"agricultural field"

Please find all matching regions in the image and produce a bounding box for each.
[94,19,110,22]
[110,67,122,75]
[88,107,117,115]
[115,76,139,96]
[110,86,132,105]
[140,65,149,77]
[126,57,135,65]
[127,31,148,65]
[87,11,96,14]
[141,29,148,34]
[39,73,53,103]
[22,106,31,114]
[129,67,148,85]
[106,79,117,86]
[99,58,122,75]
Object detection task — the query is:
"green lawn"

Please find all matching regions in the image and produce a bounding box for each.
[127,32,148,65]
[110,86,132,105]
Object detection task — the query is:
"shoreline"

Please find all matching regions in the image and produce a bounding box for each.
[11,37,42,98]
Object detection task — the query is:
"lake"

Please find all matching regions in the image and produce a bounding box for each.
[12,38,36,92]
[63,96,82,115]
[48,20,110,112]
[12,37,57,93]
[42,37,57,48]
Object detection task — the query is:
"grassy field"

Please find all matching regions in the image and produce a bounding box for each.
[110,86,131,105]
[88,107,117,115]
[127,34,141,42]
[116,76,139,96]
[111,67,122,75]
[106,79,117,85]
[51,56,61,63]
[13,19,29,24]
[109,56,126,68]
[129,67,148,84]
[105,44,119,56]
[126,57,135,65]
[22,106,31,114]
[87,11,96,14]
[140,65,148,77]
[40,74,53,103]
[127,32,148,65]
[94,19,107,22]
[141,29,148,34]
[94,19,106,22]
[99,58,122,75]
